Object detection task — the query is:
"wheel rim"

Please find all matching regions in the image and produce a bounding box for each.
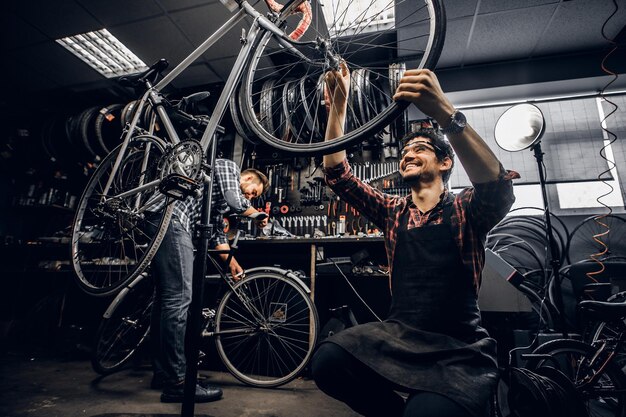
[215,273,318,387]
[71,138,172,296]
[93,275,154,374]
[240,0,445,154]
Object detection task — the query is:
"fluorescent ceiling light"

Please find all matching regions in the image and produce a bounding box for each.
[321,0,395,36]
[56,29,148,78]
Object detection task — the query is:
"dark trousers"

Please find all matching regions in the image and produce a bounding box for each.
[311,343,474,417]
[150,217,194,387]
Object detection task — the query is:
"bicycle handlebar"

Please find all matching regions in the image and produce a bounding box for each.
[219,0,311,40]
[264,0,311,40]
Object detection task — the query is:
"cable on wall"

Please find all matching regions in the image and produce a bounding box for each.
[585,0,621,288]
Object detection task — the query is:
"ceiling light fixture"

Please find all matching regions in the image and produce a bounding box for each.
[56,29,148,78]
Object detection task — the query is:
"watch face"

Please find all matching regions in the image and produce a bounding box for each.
[454,111,467,127]
[442,110,466,135]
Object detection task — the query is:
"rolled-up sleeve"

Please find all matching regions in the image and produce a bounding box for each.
[465,168,520,237]
[324,159,398,232]
[324,159,355,186]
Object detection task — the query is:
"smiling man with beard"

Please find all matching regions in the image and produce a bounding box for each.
[310,62,520,417]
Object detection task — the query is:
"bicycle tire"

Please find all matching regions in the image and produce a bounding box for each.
[493,216,566,266]
[588,291,626,369]
[230,83,259,145]
[525,338,626,417]
[91,273,153,375]
[40,116,62,163]
[518,282,555,332]
[508,206,570,236]
[71,137,173,296]
[95,103,125,154]
[240,0,446,155]
[79,106,104,161]
[120,101,138,127]
[487,232,546,279]
[215,271,319,387]
[567,214,626,265]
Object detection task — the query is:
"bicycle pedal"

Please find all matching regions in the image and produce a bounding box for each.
[197,350,206,366]
[159,174,201,200]
[202,308,216,320]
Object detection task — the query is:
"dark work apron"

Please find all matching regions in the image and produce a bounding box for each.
[324,203,498,417]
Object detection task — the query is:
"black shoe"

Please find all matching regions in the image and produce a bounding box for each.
[160,383,223,403]
[197,376,213,389]
[152,374,210,390]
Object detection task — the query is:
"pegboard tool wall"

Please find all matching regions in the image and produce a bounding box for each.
[244,143,403,239]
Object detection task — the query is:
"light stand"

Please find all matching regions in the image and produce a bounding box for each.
[530,141,568,337]
[494,103,568,337]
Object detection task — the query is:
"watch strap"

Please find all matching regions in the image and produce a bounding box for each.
[441,110,466,135]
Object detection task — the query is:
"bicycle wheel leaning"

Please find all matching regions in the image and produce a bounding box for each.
[525,339,626,417]
[91,273,154,375]
[567,214,626,265]
[241,0,446,155]
[215,271,319,387]
[71,136,173,296]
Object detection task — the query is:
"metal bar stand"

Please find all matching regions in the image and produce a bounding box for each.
[181,135,218,417]
[532,142,568,338]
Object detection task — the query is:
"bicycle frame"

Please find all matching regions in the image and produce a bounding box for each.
[578,330,626,390]
[101,0,311,203]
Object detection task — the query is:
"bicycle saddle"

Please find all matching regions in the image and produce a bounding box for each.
[578,299,626,322]
[118,58,169,88]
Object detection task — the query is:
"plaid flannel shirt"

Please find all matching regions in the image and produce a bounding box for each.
[324,159,520,291]
[150,158,250,246]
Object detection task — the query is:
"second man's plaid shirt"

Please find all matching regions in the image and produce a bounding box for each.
[150,158,251,246]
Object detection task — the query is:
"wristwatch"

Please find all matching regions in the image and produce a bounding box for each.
[440,110,467,135]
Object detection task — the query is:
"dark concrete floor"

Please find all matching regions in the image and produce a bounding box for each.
[0,348,360,417]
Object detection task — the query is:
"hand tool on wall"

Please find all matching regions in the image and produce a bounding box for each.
[337,215,346,235]
[303,216,310,236]
[298,216,305,236]
[267,166,273,198]
[285,216,293,234]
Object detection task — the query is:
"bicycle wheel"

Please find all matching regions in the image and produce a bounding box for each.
[71,136,173,296]
[494,216,566,266]
[518,282,556,332]
[588,291,626,368]
[215,271,319,387]
[525,339,626,417]
[91,273,154,375]
[240,0,446,155]
[487,232,546,278]
[567,214,626,265]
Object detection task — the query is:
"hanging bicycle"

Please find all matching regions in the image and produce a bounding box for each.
[70,0,447,297]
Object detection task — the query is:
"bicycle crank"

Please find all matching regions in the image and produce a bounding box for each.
[159,139,204,181]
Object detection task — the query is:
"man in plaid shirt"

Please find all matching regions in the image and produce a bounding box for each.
[311,63,519,417]
[149,159,268,403]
